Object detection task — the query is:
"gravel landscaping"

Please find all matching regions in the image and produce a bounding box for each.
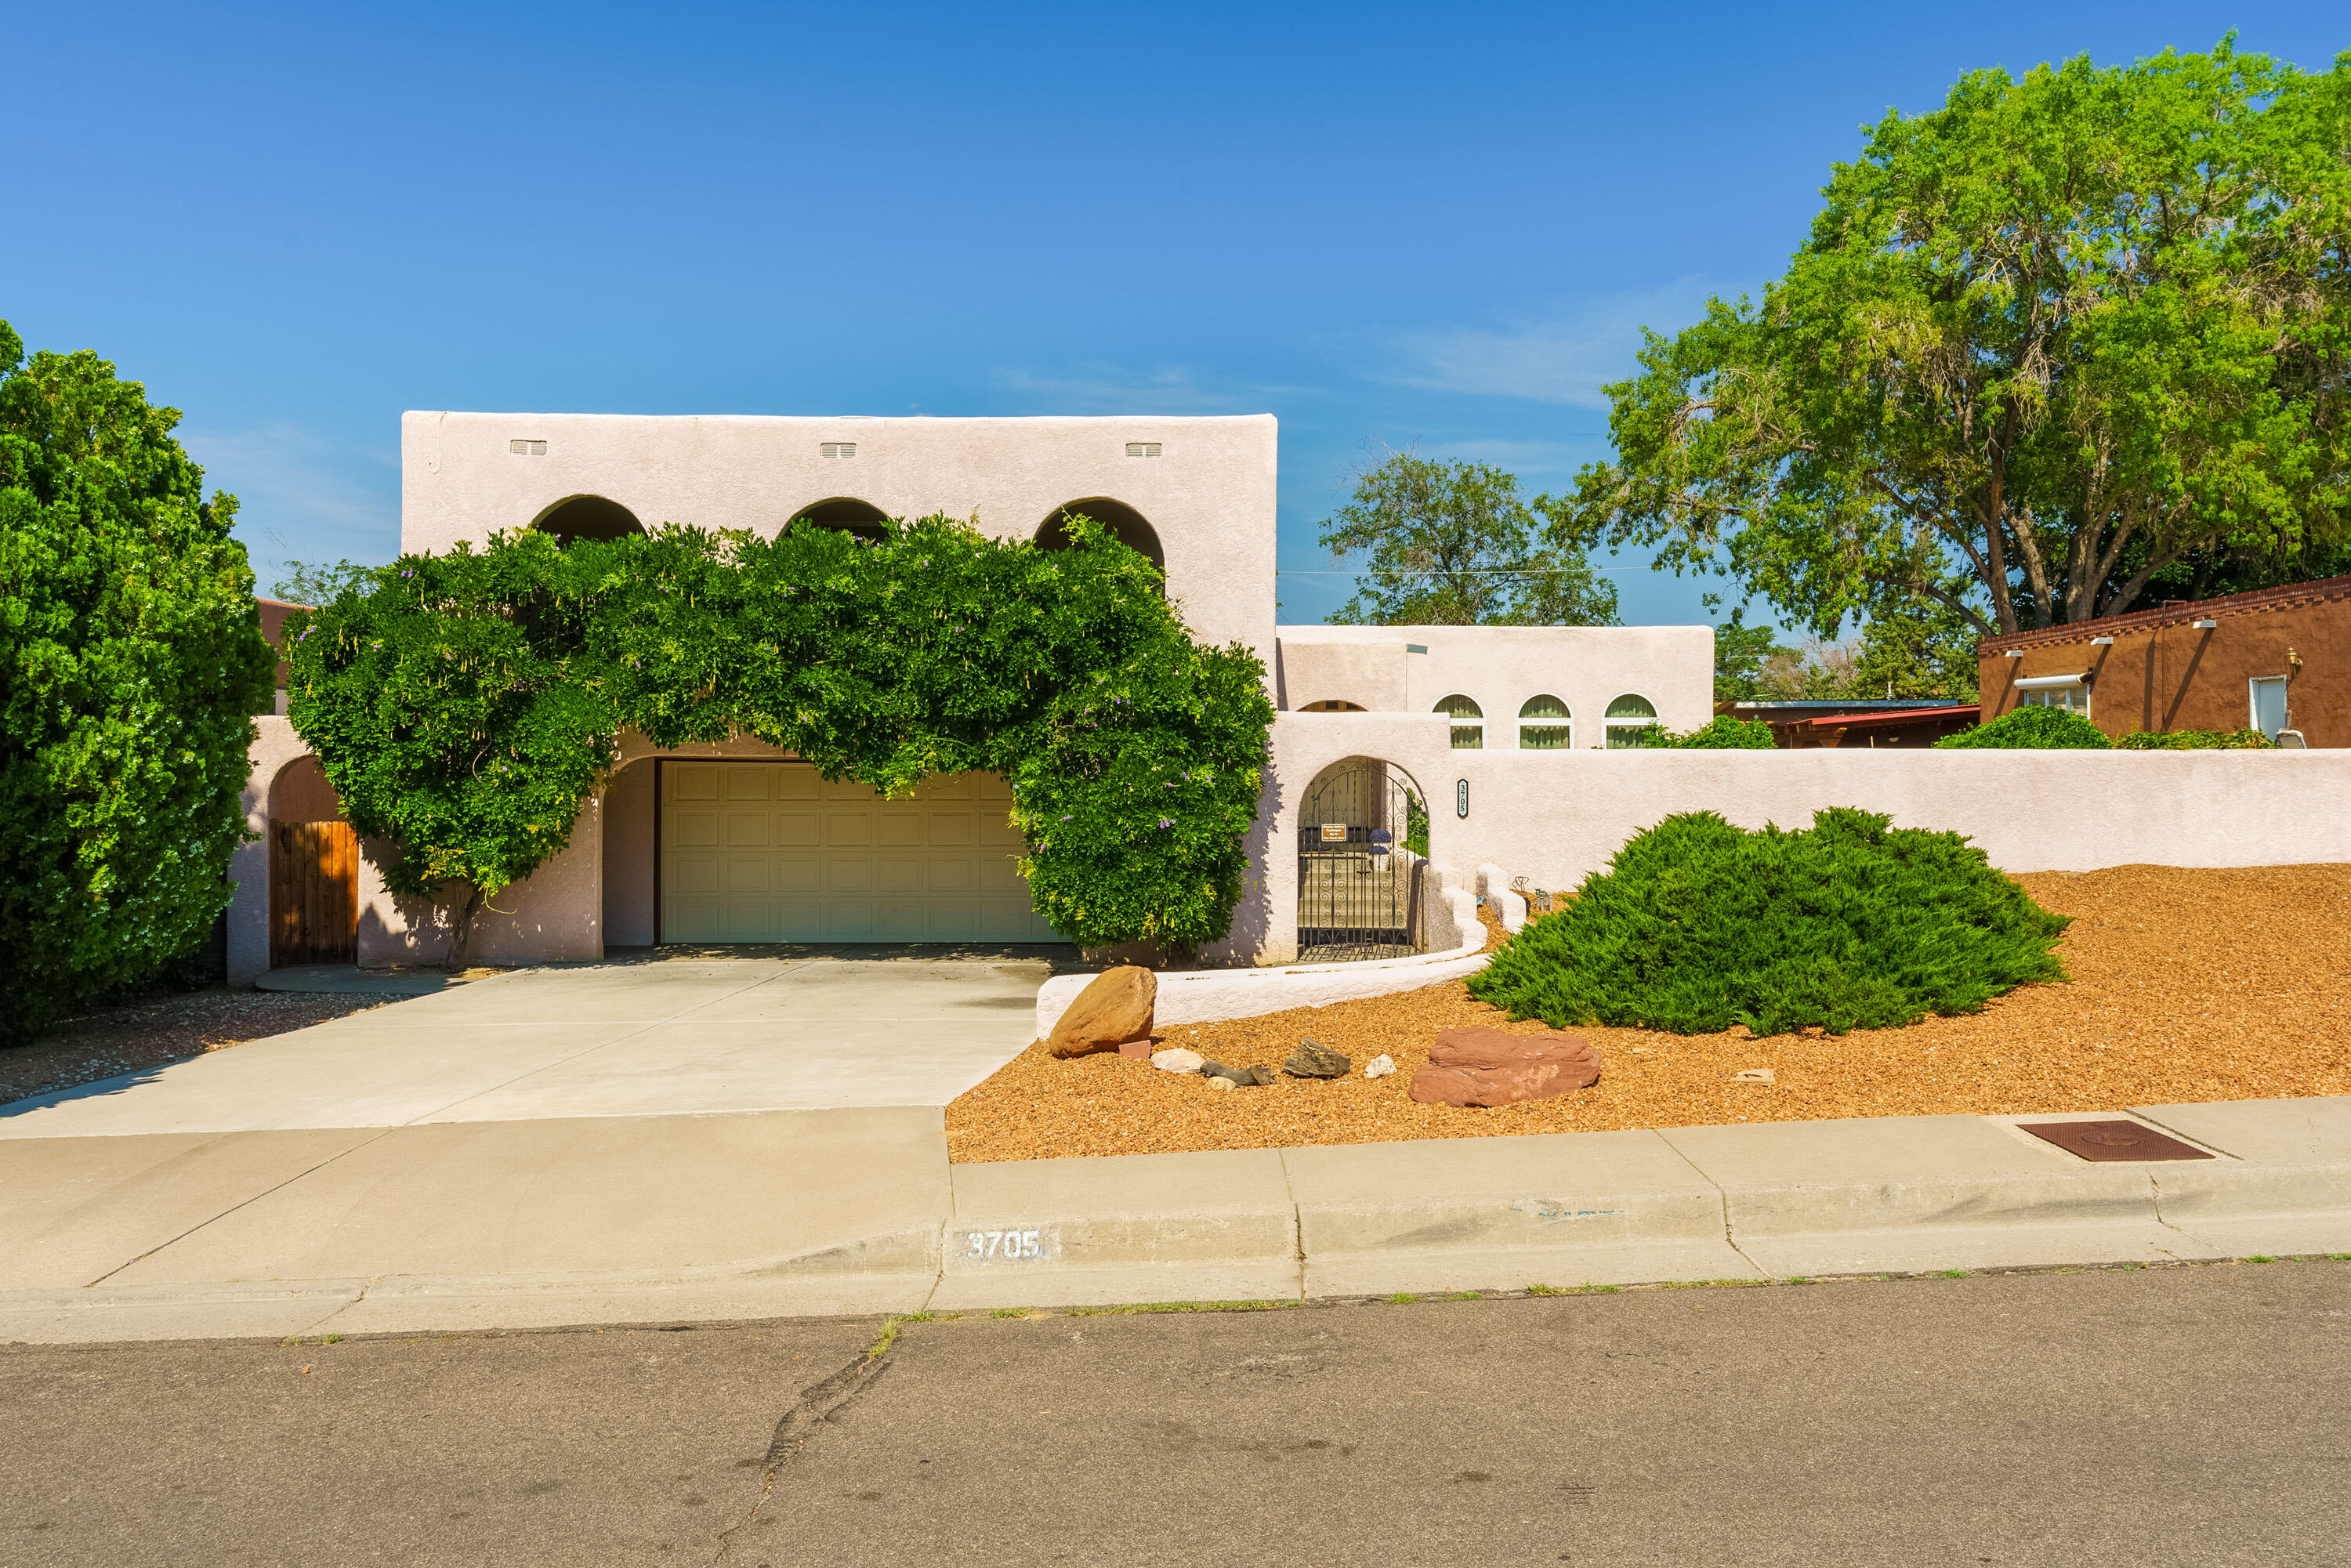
[946,864,2351,1164]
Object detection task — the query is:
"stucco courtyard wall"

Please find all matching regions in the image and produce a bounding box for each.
[402,412,1278,665]
[1261,711,2351,959]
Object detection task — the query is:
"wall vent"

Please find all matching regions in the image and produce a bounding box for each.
[509,439,547,456]
[1125,442,1161,458]
[821,442,857,459]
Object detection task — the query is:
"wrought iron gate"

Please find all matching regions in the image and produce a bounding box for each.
[1297,760,1422,961]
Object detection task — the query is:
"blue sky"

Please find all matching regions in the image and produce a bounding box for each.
[5,2,2342,628]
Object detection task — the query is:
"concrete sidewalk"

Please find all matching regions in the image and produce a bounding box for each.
[2,1095,2344,1344]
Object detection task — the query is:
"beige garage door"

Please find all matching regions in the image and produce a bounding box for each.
[659,762,1058,943]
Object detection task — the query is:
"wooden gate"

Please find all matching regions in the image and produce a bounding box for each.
[270,821,358,968]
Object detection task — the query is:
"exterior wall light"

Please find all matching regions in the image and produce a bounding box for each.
[2090,636,2115,646]
[2193,618,2218,629]
[2004,649,2023,658]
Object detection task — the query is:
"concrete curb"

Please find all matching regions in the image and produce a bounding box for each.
[5,1098,2343,1343]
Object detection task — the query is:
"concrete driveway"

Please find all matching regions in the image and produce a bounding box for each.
[0,955,1051,1138]
[0,956,1056,1338]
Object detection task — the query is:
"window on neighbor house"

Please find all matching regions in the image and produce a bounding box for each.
[1518,693,1572,750]
[1605,693,1660,748]
[2250,675,2288,739]
[2017,678,2088,716]
[1436,693,1483,749]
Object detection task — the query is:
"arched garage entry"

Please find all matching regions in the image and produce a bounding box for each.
[267,755,356,967]
[1034,498,1165,577]
[533,494,644,545]
[1295,755,1429,962]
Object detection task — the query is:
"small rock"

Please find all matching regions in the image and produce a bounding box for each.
[1245,1065,1277,1087]
[1283,1037,1350,1079]
[1199,1059,1249,1085]
[1364,1055,1396,1079]
[1152,1048,1204,1074]
[1731,1067,1775,1084]
[1204,1074,1236,1092]
[1045,966,1157,1059]
[1117,1038,1154,1059]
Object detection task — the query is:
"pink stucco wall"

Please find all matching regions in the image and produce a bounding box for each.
[1272,624,1714,742]
[402,411,1278,665]
[1261,710,2351,957]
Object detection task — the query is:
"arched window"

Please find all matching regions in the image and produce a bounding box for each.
[533,494,644,545]
[1435,693,1483,749]
[1518,694,1572,750]
[1035,498,1165,576]
[786,497,890,544]
[1605,693,1661,749]
[1299,699,1366,712]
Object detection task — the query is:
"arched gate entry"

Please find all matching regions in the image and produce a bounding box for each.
[1296,759,1425,962]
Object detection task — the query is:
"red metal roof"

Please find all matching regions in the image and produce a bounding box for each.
[1805,704,1981,730]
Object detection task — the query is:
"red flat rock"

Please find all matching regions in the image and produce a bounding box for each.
[1409,1027,1600,1107]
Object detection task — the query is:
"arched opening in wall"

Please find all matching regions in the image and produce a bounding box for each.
[1034,498,1165,579]
[533,494,645,546]
[1295,755,1429,963]
[1299,700,1366,712]
[266,756,357,968]
[785,496,891,544]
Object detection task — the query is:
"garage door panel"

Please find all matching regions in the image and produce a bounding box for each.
[875,900,927,940]
[822,901,876,940]
[662,766,1047,944]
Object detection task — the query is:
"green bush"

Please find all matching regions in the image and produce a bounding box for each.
[1933,706,2110,749]
[0,320,276,1042]
[1661,715,1777,749]
[285,516,1275,956]
[1465,807,2069,1035]
[2117,727,2276,750]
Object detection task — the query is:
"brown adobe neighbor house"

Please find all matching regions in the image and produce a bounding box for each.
[1976,575,2351,746]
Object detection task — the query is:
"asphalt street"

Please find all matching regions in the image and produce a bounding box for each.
[5,1261,2346,1566]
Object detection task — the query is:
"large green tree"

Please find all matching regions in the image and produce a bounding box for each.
[1564,40,2351,639]
[0,320,276,1041]
[1319,451,1620,625]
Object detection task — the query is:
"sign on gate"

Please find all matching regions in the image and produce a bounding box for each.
[1320,823,1348,843]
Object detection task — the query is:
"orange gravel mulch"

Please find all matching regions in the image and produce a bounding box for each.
[945,864,2351,1164]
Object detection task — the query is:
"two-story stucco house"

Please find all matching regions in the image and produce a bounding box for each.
[230,413,1713,982]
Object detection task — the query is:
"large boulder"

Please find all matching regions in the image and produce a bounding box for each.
[1407,1027,1600,1108]
[1044,966,1157,1059]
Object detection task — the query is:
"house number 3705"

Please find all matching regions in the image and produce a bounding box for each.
[966,1229,1042,1260]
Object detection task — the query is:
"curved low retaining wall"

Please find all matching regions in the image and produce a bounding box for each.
[1036,862,1523,1039]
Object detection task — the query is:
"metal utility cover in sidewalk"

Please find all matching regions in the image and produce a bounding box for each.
[2022,1119,2215,1162]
